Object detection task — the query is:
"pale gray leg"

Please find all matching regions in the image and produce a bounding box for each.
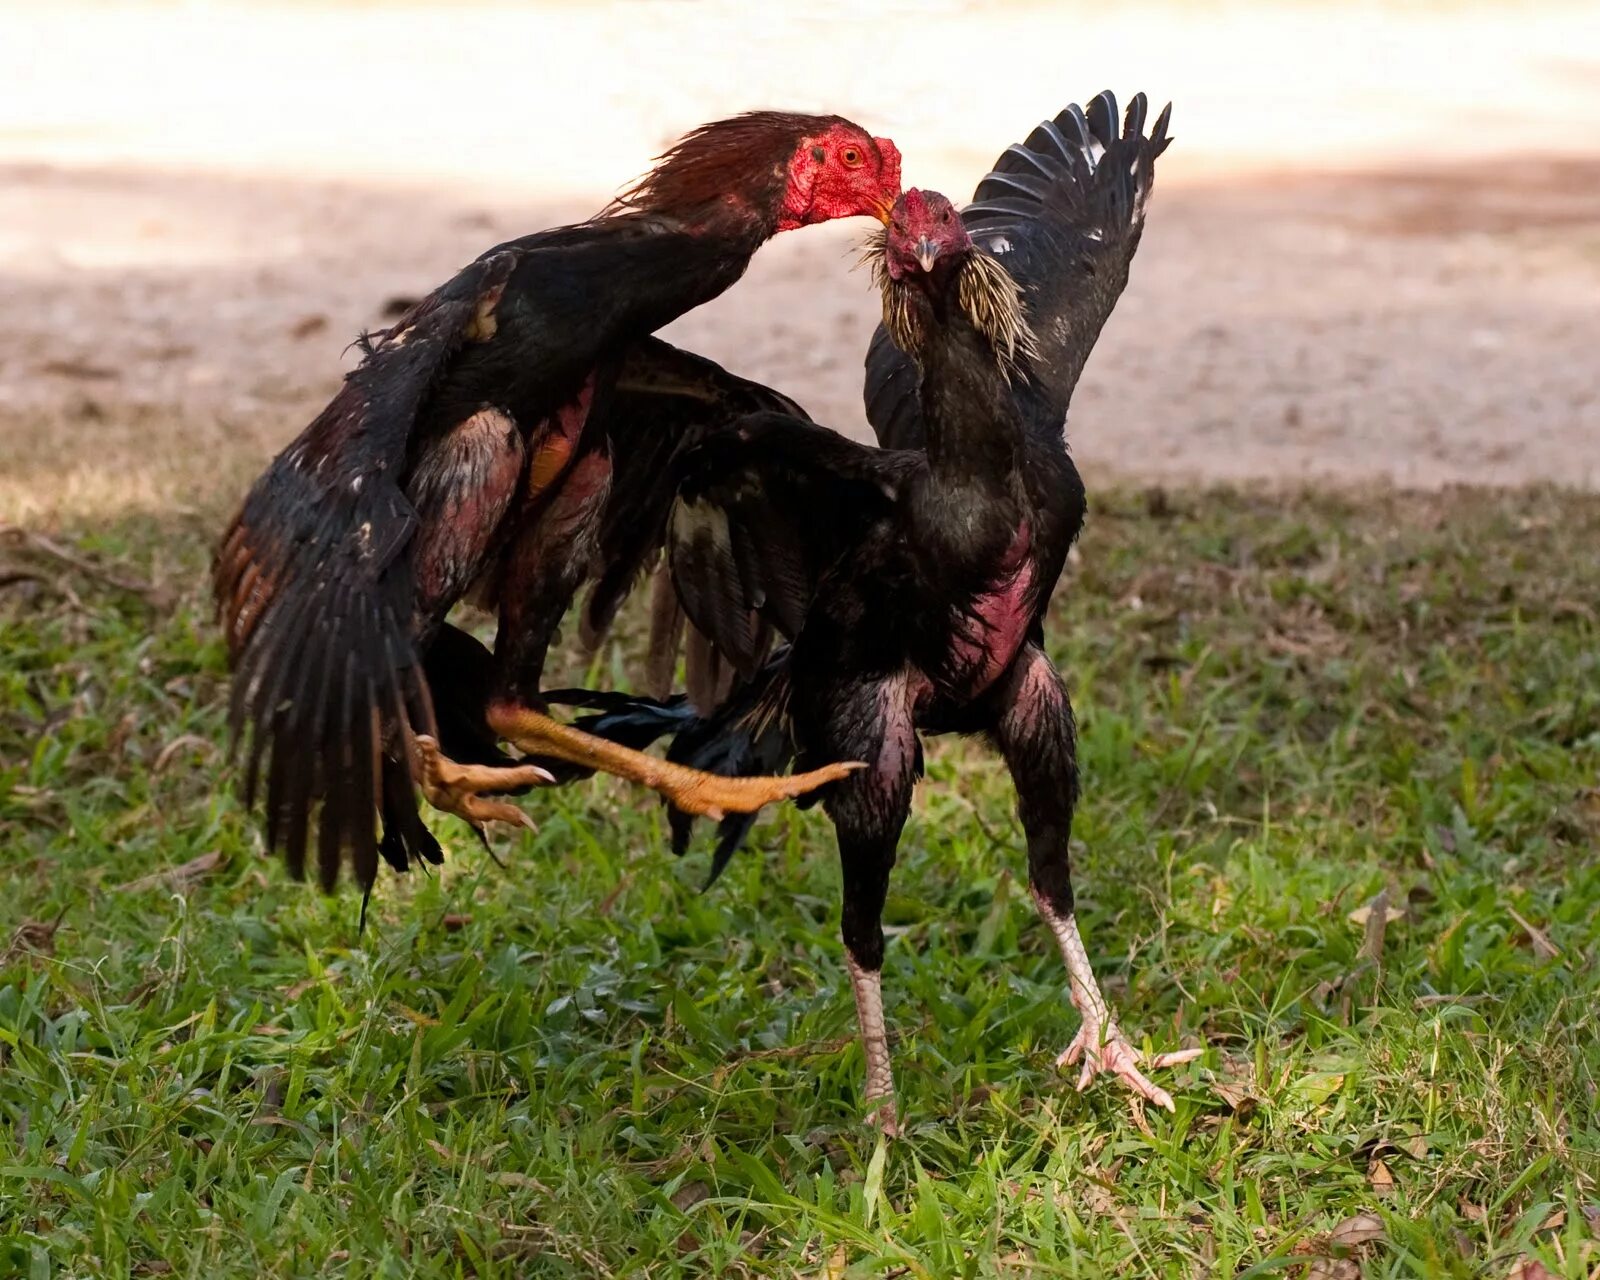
[846,953,898,1134]
[1032,886,1202,1112]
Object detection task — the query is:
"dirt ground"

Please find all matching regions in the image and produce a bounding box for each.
[3,0,1599,528]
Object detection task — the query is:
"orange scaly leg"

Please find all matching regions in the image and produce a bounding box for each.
[485,701,861,819]
[412,734,554,833]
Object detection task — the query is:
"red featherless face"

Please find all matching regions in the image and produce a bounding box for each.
[778,122,903,231]
[882,188,971,281]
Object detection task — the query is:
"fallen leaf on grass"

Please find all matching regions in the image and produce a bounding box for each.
[1210,1079,1261,1119]
[1305,1260,1359,1280]
[114,851,224,894]
[1328,1212,1385,1251]
[1583,1203,1600,1232]
[1347,901,1407,930]
[1351,887,1403,974]
[1505,1259,1558,1280]
[1367,1158,1396,1197]
[670,1180,712,1256]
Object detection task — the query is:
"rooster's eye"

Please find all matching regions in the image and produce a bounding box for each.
[891,220,904,235]
[942,207,952,223]
[840,146,864,168]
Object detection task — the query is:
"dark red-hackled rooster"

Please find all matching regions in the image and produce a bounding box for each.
[214,112,900,896]
[568,93,1192,1134]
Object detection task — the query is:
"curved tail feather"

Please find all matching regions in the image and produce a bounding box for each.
[548,660,798,888]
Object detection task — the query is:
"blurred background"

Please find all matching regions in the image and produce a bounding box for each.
[3,0,1599,531]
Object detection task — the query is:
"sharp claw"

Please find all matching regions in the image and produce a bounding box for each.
[866,1100,900,1139]
[1147,1047,1205,1069]
[1058,1022,1200,1111]
[413,735,546,832]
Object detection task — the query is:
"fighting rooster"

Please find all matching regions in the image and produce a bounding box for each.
[575,93,1191,1132]
[214,112,900,895]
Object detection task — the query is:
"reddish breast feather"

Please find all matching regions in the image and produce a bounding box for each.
[949,523,1035,698]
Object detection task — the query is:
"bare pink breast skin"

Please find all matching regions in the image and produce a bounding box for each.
[946,522,1035,700]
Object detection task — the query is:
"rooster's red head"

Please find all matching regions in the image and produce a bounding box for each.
[867,188,1036,374]
[881,189,972,282]
[615,112,901,233]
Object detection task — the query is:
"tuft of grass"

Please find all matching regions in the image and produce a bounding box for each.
[2,485,1597,1277]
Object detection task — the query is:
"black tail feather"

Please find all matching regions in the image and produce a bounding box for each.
[545,663,795,888]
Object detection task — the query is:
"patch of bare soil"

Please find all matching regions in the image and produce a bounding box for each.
[4,148,1597,528]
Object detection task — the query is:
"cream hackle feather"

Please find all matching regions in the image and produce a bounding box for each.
[858,229,1039,381]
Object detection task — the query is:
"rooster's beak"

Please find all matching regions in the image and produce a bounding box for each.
[873,195,895,224]
[915,236,940,273]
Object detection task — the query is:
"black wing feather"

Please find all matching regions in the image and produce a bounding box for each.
[864,91,1172,450]
[666,412,916,674]
[579,337,811,647]
[216,249,518,890]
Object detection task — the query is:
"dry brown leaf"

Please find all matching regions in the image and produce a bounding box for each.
[1347,903,1407,928]
[1367,1158,1396,1197]
[1210,1080,1261,1119]
[1305,1260,1360,1280]
[1328,1211,1385,1252]
[441,913,473,931]
[114,850,224,894]
[1506,1259,1558,1280]
[1352,888,1402,973]
[821,1244,848,1280]
[670,1181,710,1213]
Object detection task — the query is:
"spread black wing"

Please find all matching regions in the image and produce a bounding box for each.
[215,250,519,892]
[580,337,812,647]
[864,90,1172,449]
[666,412,918,677]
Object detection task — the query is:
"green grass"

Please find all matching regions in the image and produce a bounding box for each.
[2,486,1598,1277]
